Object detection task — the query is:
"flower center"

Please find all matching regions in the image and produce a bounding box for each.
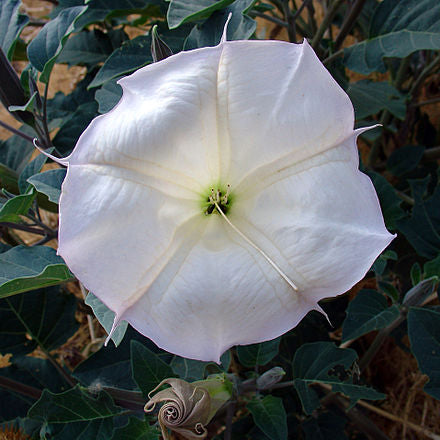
[205,184,231,215]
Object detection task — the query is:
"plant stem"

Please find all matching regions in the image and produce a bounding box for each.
[249,11,287,27]
[0,375,42,400]
[282,0,297,42]
[41,346,77,388]
[413,96,440,107]
[322,47,344,65]
[424,145,440,160]
[334,0,366,50]
[311,0,344,50]
[0,222,48,236]
[0,120,35,143]
[410,54,440,98]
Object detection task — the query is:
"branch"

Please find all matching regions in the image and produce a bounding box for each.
[311,0,344,50]
[334,0,367,50]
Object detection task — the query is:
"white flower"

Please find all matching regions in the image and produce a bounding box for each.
[56,28,394,362]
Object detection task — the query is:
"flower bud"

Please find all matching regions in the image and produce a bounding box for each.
[150,25,173,63]
[145,375,232,439]
[256,367,286,390]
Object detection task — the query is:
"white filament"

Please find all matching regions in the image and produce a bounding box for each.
[213,201,299,292]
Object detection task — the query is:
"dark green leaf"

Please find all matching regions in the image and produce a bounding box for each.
[408,307,440,399]
[73,327,154,390]
[347,80,406,120]
[85,292,128,347]
[372,249,397,276]
[397,179,440,259]
[0,0,29,59]
[52,101,98,155]
[247,395,287,440]
[0,245,73,298]
[387,145,425,176]
[88,35,152,88]
[237,337,280,368]
[27,168,66,203]
[111,416,160,440]
[57,28,128,67]
[0,191,35,223]
[185,0,256,49]
[0,286,78,357]
[18,151,51,194]
[170,357,209,381]
[50,418,115,440]
[131,340,175,396]
[0,128,35,174]
[167,0,235,29]
[343,0,440,74]
[28,385,123,422]
[342,290,400,342]
[27,6,87,82]
[293,342,385,414]
[301,411,348,440]
[425,255,440,279]
[95,77,123,114]
[411,262,422,287]
[0,357,69,422]
[377,280,400,302]
[367,171,404,229]
[72,0,163,29]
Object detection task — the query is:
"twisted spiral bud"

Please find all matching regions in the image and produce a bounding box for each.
[145,378,211,439]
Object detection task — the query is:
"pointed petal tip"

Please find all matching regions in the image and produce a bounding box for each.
[220,13,233,44]
[33,138,69,166]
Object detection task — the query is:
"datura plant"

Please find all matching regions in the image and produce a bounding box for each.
[52,21,394,362]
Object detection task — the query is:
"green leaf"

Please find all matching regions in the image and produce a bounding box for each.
[0,191,35,223]
[301,411,348,440]
[0,128,34,174]
[111,416,160,440]
[347,80,406,120]
[342,290,400,342]
[387,145,425,176]
[73,328,155,390]
[408,307,440,400]
[27,6,87,83]
[167,0,235,29]
[236,337,280,368]
[131,340,175,396]
[72,0,163,29]
[85,292,128,347]
[0,357,69,422]
[170,357,210,381]
[57,28,128,67]
[397,179,440,259]
[27,168,66,203]
[88,35,152,88]
[50,418,115,440]
[185,0,256,49]
[410,262,422,286]
[247,395,287,440]
[293,342,385,414]
[343,0,440,74]
[425,255,440,279]
[0,286,78,357]
[8,91,38,113]
[0,0,29,59]
[367,171,404,229]
[52,101,98,155]
[0,245,73,298]
[28,385,123,422]
[95,77,123,114]
[18,151,51,194]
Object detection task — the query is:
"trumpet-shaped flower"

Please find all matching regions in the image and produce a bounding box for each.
[56,29,394,362]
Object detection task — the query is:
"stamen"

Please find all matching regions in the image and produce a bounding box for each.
[213,201,299,292]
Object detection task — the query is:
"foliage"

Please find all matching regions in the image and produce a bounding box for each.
[0,0,439,438]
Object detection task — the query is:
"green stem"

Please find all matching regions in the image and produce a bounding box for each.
[311,0,344,51]
[334,0,367,50]
[0,375,42,400]
[249,11,287,27]
[410,54,440,98]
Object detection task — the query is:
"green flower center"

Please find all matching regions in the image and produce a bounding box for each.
[203,184,232,215]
